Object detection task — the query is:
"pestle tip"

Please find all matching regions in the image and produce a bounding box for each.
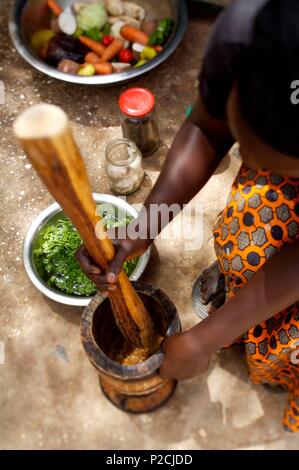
[13,103,68,140]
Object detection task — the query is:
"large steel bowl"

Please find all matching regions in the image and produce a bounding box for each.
[23,193,152,307]
[9,0,187,86]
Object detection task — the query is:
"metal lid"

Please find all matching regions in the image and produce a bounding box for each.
[119,88,155,117]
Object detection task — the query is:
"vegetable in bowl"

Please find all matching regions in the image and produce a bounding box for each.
[77,3,108,31]
[33,209,138,297]
[31,0,175,77]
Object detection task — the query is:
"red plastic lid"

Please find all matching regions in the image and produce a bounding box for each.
[119,88,155,118]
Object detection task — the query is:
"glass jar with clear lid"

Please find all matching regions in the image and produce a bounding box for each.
[105,138,144,195]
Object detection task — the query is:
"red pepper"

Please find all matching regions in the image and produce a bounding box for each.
[118,49,134,63]
[102,35,114,47]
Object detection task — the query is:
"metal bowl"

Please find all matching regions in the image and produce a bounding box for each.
[9,0,187,86]
[23,193,152,306]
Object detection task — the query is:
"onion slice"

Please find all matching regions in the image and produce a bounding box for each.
[58,10,77,36]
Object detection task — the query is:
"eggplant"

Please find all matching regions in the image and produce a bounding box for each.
[46,34,89,67]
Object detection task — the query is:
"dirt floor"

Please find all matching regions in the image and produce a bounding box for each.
[1,1,299,450]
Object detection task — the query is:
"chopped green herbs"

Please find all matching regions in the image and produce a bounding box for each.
[33,210,138,297]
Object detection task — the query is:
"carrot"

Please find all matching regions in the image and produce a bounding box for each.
[85,52,102,64]
[121,25,149,46]
[79,36,106,57]
[47,0,63,16]
[94,62,113,75]
[154,45,163,53]
[101,38,124,62]
[39,46,48,61]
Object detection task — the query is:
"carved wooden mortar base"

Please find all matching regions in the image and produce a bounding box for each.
[81,282,181,413]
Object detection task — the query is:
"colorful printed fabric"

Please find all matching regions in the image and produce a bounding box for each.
[213,164,299,432]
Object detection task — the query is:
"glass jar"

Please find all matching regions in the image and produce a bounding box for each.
[105,138,144,195]
[119,88,160,157]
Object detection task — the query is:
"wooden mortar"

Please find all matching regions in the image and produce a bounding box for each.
[81,282,181,413]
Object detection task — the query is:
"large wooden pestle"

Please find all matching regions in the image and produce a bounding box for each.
[14,103,157,348]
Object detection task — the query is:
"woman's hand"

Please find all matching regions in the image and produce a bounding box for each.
[159,331,212,381]
[75,226,151,293]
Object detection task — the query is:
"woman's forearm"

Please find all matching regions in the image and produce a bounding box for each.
[191,239,299,354]
[136,98,234,240]
[145,120,221,208]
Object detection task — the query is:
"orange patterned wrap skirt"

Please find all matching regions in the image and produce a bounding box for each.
[213,164,299,432]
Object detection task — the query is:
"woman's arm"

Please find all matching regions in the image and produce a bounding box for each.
[139,96,234,240]
[77,96,234,287]
[160,239,299,380]
[199,238,299,352]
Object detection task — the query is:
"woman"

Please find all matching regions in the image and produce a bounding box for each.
[77,0,299,431]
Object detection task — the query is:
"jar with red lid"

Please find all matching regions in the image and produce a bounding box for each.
[119,88,160,157]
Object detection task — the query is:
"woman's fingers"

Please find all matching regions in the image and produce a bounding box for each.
[75,245,101,274]
[76,268,117,292]
[106,245,128,283]
[92,273,118,290]
[76,242,131,288]
[76,245,120,290]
